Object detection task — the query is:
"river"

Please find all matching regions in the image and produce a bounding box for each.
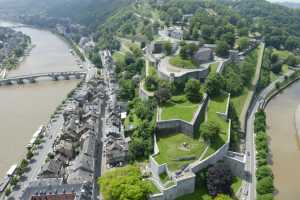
[266,80,300,200]
[0,21,80,178]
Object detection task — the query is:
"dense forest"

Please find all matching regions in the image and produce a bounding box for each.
[0,0,132,29]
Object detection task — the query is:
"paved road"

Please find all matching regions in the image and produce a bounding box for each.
[243,70,294,200]
[7,114,65,200]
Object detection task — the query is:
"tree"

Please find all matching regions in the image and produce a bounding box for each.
[207,162,233,197]
[89,52,102,68]
[119,79,135,100]
[184,79,203,102]
[180,45,189,59]
[214,194,232,200]
[205,73,224,97]
[135,100,151,120]
[10,176,19,186]
[285,36,299,50]
[145,75,159,91]
[224,67,243,96]
[201,25,214,43]
[238,27,249,37]
[216,40,229,57]
[256,165,273,181]
[257,177,274,195]
[237,37,250,51]
[270,53,279,64]
[26,149,34,160]
[271,61,283,74]
[200,121,221,142]
[164,41,173,55]
[285,55,297,66]
[5,187,11,196]
[221,32,235,48]
[155,87,171,105]
[98,165,152,200]
[257,193,274,200]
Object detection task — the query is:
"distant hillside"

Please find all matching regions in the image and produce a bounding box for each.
[0,0,133,28]
[277,2,300,9]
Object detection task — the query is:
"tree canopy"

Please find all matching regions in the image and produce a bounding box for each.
[98,165,152,200]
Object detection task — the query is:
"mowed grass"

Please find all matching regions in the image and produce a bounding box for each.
[169,55,197,69]
[231,88,249,116]
[273,49,292,60]
[147,180,161,194]
[161,95,199,122]
[203,94,229,158]
[112,51,125,65]
[155,133,207,171]
[231,177,242,194]
[209,62,219,74]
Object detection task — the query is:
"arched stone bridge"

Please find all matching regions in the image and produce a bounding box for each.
[0,71,86,86]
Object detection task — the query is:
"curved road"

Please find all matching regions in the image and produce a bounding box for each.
[244,70,293,200]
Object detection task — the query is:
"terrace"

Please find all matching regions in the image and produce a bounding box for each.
[169,55,197,69]
[201,94,230,159]
[160,95,199,122]
[154,132,207,171]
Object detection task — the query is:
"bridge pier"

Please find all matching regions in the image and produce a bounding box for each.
[64,75,70,80]
[16,79,24,84]
[28,77,36,83]
[0,71,86,85]
[75,74,81,79]
[51,75,59,81]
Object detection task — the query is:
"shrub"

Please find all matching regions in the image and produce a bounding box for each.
[184,79,203,102]
[256,165,273,181]
[257,177,274,195]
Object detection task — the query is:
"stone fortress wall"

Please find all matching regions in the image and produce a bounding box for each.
[148,94,241,200]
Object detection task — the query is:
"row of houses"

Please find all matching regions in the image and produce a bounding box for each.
[21,77,106,200]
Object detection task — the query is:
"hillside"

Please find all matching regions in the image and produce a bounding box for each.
[278,2,300,8]
[0,0,132,29]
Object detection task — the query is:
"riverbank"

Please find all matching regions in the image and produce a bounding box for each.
[0,20,82,179]
[264,80,300,200]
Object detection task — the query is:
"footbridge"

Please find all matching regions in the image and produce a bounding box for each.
[0,71,86,86]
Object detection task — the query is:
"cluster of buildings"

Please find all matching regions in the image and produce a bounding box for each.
[0,26,30,68]
[100,49,130,171]
[21,77,106,200]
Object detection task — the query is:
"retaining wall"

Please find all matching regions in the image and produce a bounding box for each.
[224,153,246,178]
[190,120,231,173]
[156,94,208,137]
[149,173,196,200]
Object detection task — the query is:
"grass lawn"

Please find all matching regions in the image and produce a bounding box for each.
[273,49,292,60]
[155,133,207,171]
[231,88,249,116]
[169,55,197,69]
[203,94,229,159]
[282,64,289,74]
[148,65,157,76]
[231,177,242,194]
[147,180,161,194]
[161,95,199,122]
[209,62,220,74]
[112,51,125,65]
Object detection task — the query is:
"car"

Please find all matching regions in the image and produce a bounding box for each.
[247,151,250,156]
